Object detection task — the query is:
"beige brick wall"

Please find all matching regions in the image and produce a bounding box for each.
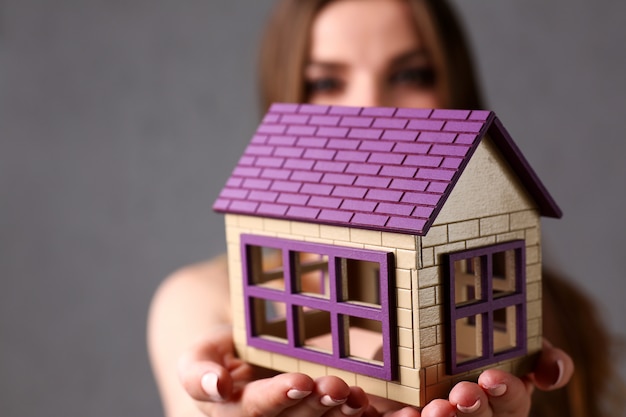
[224,208,543,407]
[225,214,426,402]
[417,209,543,400]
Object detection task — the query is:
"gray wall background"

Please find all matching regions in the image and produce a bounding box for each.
[1,1,624,415]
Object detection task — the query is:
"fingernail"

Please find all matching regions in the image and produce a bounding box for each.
[341,404,362,415]
[287,389,312,400]
[551,359,565,387]
[457,398,481,413]
[484,383,507,397]
[320,394,347,407]
[201,373,224,402]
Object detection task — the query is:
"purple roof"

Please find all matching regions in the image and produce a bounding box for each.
[214,103,561,235]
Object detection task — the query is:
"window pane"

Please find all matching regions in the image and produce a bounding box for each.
[251,297,287,342]
[492,250,517,298]
[248,246,285,290]
[456,314,483,364]
[340,259,381,307]
[295,306,332,354]
[342,315,384,365]
[294,252,329,298]
[493,306,517,353]
[454,257,482,306]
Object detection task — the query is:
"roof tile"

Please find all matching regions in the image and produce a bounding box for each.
[270,180,302,193]
[348,128,384,140]
[257,203,289,216]
[309,196,343,209]
[313,161,347,172]
[291,171,322,182]
[361,107,396,117]
[317,126,350,138]
[268,135,298,146]
[341,199,378,211]
[381,129,418,141]
[327,139,360,150]
[444,121,484,133]
[300,183,334,195]
[331,186,368,199]
[287,206,320,219]
[339,116,374,127]
[310,115,341,126]
[372,117,409,129]
[335,150,369,162]
[280,114,309,124]
[352,212,389,227]
[406,119,444,131]
[298,104,329,114]
[431,109,470,120]
[287,125,317,136]
[318,209,354,222]
[394,108,432,118]
[328,106,362,115]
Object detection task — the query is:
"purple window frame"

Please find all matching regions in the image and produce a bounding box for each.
[444,240,527,374]
[241,234,396,380]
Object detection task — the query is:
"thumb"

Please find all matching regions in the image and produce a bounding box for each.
[177,326,238,401]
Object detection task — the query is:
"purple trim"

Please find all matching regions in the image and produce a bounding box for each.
[241,234,396,380]
[443,240,527,375]
[488,118,562,218]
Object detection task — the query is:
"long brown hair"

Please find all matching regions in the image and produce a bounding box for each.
[255,1,625,416]
[257,0,485,112]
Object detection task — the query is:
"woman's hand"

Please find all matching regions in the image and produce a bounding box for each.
[178,333,573,417]
[178,326,572,417]
[382,339,574,417]
[178,326,374,417]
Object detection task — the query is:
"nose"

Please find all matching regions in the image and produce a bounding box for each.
[343,73,384,107]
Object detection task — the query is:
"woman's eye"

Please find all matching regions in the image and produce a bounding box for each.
[390,67,436,87]
[306,77,343,94]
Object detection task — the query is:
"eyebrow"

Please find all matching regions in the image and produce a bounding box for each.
[389,48,432,67]
[306,48,431,72]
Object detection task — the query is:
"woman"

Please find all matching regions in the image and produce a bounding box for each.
[148,1,622,416]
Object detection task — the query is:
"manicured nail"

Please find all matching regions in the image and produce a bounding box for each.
[552,359,565,387]
[201,373,224,402]
[484,383,507,397]
[287,389,312,400]
[320,394,347,407]
[457,398,481,413]
[341,404,362,415]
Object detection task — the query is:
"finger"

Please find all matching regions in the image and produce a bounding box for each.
[382,406,421,417]
[420,398,455,417]
[323,386,370,417]
[178,357,233,402]
[448,381,489,417]
[275,375,350,417]
[528,339,574,390]
[478,369,532,417]
[237,372,316,417]
[177,326,248,402]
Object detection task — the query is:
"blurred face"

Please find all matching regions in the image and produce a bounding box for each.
[306,0,442,108]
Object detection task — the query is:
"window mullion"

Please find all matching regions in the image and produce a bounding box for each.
[328,255,342,359]
[284,250,296,348]
[482,254,493,360]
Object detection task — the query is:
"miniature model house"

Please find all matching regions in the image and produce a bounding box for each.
[213,103,561,406]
